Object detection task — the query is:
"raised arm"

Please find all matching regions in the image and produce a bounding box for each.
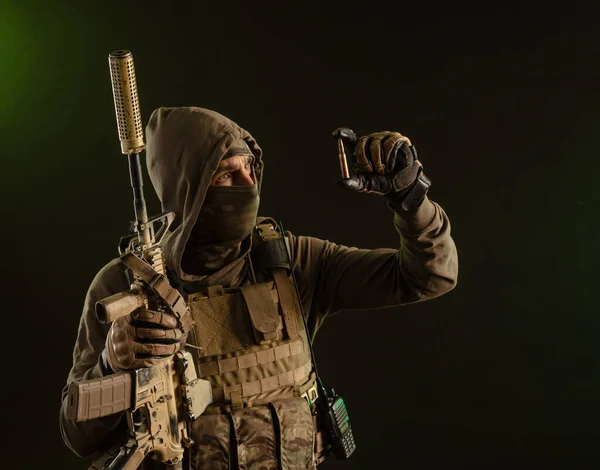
[289,194,458,337]
[289,129,458,337]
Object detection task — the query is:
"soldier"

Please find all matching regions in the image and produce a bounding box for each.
[60,106,458,469]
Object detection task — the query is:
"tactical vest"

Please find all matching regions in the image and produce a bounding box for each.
[182,218,319,470]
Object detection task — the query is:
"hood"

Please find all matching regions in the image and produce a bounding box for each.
[145,106,263,282]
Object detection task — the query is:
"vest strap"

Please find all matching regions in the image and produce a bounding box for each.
[272,267,300,340]
[251,238,290,273]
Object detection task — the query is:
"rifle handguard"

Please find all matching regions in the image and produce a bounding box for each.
[96,289,147,324]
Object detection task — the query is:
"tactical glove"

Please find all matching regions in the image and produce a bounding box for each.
[104,308,184,373]
[333,128,431,210]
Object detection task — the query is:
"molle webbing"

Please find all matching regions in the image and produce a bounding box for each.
[197,338,306,377]
[211,359,313,403]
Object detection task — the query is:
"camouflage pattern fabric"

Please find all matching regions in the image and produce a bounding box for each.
[190,398,315,470]
[232,406,278,470]
[190,413,231,470]
[271,398,316,470]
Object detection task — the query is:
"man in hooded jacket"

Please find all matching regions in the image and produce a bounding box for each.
[60,106,458,469]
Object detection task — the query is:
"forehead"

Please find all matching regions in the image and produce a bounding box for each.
[217,154,252,167]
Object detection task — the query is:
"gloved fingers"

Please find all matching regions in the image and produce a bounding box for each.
[332,127,358,143]
[368,137,386,174]
[359,132,389,174]
[105,319,135,370]
[354,135,374,173]
[109,315,135,346]
[364,173,394,194]
[338,175,367,192]
[384,134,412,172]
[338,173,393,195]
[332,127,358,154]
[131,309,179,329]
[135,326,183,344]
[357,132,410,175]
[106,316,182,371]
[132,340,181,358]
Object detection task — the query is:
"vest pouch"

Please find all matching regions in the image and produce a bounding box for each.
[234,399,316,469]
[190,399,315,470]
[239,282,283,344]
[270,397,316,470]
[189,413,231,470]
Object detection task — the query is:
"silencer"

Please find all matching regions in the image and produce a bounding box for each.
[109,50,145,154]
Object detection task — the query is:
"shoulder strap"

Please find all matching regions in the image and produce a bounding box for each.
[251,218,290,277]
[251,218,299,340]
[271,267,300,340]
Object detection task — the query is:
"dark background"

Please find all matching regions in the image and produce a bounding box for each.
[2,2,600,469]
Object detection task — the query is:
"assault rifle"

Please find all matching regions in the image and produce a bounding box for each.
[65,50,212,470]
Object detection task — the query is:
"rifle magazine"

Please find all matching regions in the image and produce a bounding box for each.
[67,372,133,422]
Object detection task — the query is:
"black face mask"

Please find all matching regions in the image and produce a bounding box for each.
[183,184,260,275]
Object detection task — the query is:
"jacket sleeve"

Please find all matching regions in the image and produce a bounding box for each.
[59,259,131,458]
[288,196,458,337]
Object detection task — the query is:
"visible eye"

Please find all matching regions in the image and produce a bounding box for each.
[216,173,232,183]
[244,162,251,170]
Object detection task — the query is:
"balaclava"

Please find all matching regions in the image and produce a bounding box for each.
[145,107,264,288]
[183,139,260,274]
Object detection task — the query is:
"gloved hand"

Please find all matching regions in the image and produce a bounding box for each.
[333,128,431,210]
[104,308,185,372]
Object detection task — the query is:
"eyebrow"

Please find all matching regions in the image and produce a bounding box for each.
[215,155,253,173]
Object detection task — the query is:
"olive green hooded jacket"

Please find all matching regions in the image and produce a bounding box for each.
[59,107,458,466]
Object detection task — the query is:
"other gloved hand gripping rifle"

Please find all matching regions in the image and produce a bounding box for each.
[65,50,212,470]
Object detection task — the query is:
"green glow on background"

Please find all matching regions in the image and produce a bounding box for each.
[3,5,600,468]
[1,4,89,182]
[0,5,35,111]
[0,4,44,138]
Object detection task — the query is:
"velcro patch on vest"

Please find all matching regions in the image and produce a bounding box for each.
[188,291,255,357]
